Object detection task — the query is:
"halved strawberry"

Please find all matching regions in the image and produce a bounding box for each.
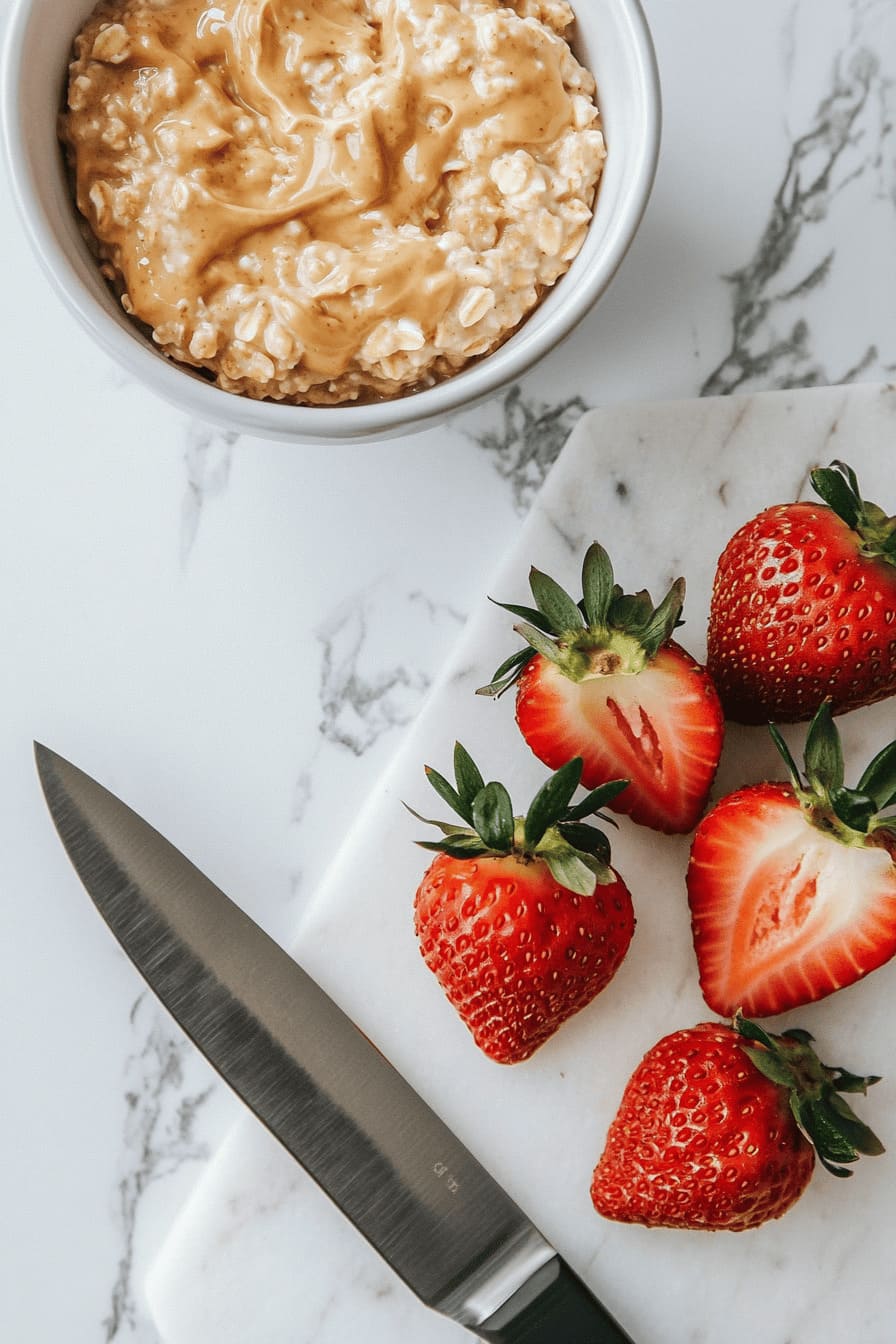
[688,702,896,1017]
[478,543,724,834]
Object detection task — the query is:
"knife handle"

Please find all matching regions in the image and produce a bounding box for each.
[475,1256,635,1344]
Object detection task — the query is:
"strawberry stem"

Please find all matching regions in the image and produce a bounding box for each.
[733,1013,884,1177]
[478,542,687,695]
[769,702,896,840]
[811,460,896,567]
[408,745,629,896]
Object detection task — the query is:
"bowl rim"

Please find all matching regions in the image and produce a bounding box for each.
[1,0,662,440]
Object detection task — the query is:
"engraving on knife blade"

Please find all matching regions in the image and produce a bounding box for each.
[433,1161,460,1194]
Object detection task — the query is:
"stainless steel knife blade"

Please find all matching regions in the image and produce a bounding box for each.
[35,743,636,1344]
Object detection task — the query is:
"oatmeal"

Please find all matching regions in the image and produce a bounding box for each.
[61,0,606,405]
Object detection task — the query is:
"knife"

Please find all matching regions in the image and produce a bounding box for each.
[35,743,636,1344]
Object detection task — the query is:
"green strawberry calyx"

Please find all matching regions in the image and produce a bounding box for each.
[811,460,896,568]
[476,541,686,697]
[734,1013,884,1177]
[769,700,896,847]
[406,742,628,896]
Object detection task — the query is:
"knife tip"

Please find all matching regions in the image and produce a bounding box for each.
[33,739,54,793]
[33,742,66,799]
[33,739,53,769]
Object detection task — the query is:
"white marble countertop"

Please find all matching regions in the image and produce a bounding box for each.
[2,1,895,1341]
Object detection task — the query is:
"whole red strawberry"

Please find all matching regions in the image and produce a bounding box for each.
[478,543,724,834]
[591,1015,883,1231]
[688,702,896,1018]
[411,744,634,1064]
[708,460,896,723]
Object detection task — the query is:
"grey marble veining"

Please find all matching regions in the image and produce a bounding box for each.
[463,385,591,514]
[315,597,434,757]
[179,426,238,566]
[704,0,896,396]
[104,996,216,1343]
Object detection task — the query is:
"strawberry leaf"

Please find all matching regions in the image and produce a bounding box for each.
[403,803,469,836]
[555,821,611,866]
[829,785,878,833]
[791,1095,854,1178]
[472,781,514,852]
[424,765,469,824]
[529,566,585,635]
[475,647,536,698]
[640,577,687,658]
[829,1068,881,1094]
[576,850,619,885]
[812,461,896,565]
[733,1012,779,1051]
[742,1045,797,1089]
[581,542,614,628]
[831,459,863,500]
[542,846,597,896]
[804,1098,866,1166]
[857,740,896,811]
[804,701,844,794]
[488,597,554,632]
[813,1153,854,1179]
[524,758,583,848]
[790,1097,860,1175]
[454,742,485,812]
[768,722,804,790]
[773,711,896,836]
[563,777,629,820]
[826,1093,887,1155]
[415,836,491,857]
[811,463,862,530]
[513,620,565,665]
[779,1027,814,1046]
[608,589,654,632]
[736,1015,884,1180]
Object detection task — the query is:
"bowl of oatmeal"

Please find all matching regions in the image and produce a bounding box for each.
[2,0,660,443]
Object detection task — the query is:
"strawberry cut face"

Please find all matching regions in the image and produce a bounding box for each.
[689,783,896,1017]
[516,640,724,834]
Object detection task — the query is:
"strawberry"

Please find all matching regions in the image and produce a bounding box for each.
[410,744,634,1064]
[688,702,896,1018]
[707,460,896,723]
[590,1014,884,1232]
[477,542,724,834]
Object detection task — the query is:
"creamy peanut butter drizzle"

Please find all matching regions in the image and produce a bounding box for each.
[67,0,577,378]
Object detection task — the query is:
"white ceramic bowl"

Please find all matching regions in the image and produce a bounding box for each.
[2,0,660,444]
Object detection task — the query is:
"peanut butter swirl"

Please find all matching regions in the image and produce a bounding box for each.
[62,0,606,404]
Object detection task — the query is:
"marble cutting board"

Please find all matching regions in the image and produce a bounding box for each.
[147,384,896,1344]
